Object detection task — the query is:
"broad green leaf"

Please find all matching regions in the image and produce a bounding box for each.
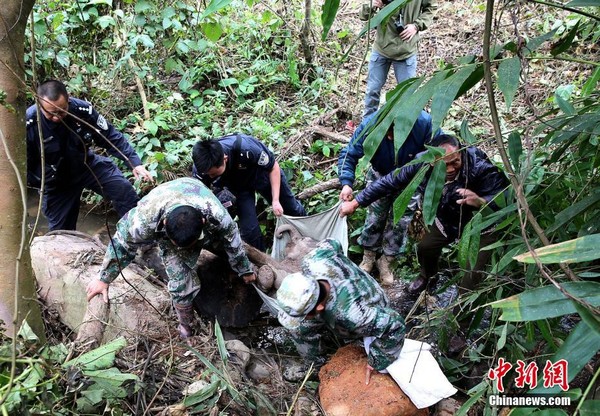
[531,321,600,394]
[134,0,153,14]
[566,0,600,6]
[393,165,429,224]
[551,21,580,56]
[507,131,523,173]
[199,0,234,20]
[455,381,486,416]
[83,368,139,397]
[547,193,600,233]
[513,233,600,264]
[95,15,115,29]
[202,22,223,42]
[497,57,521,110]
[554,85,576,115]
[321,0,340,41]
[580,401,600,415]
[63,337,127,371]
[431,64,478,133]
[489,282,600,321]
[144,120,158,136]
[524,29,558,56]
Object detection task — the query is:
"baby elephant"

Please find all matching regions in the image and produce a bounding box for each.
[274,224,318,271]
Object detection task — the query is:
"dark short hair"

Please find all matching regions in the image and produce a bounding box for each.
[430,134,461,148]
[38,80,68,101]
[165,205,204,247]
[192,140,225,174]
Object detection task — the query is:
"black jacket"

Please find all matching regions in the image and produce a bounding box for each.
[356,146,509,240]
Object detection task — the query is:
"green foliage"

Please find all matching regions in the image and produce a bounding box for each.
[0,331,138,414]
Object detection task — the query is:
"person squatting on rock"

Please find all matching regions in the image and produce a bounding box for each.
[362,0,438,118]
[86,178,257,339]
[192,134,306,251]
[276,238,406,384]
[338,108,441,284]
[26,79,153,231]
[340,134,509,295]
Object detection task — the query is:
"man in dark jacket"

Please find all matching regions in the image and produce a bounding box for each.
[338,109,441,284]
[340,134,509,294]
[192,134,306,251]
[26,80,153,231]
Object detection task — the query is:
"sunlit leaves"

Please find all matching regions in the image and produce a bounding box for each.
[513,233,600,264]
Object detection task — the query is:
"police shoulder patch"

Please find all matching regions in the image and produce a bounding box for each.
[258,151,270,166]
[96,114,109,130]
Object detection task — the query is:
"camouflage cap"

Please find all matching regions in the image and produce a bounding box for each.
[276,272,319,317]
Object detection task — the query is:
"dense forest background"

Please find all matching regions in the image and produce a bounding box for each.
[0,0,599,414]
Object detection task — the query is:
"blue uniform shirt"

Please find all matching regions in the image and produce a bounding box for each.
[337,110,440,187]
[26,97,141,189]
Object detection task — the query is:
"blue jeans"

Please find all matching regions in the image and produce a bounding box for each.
[363,51,418,118]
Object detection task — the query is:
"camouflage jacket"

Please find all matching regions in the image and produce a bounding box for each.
[279,238,405,371]
[99,178,253,285]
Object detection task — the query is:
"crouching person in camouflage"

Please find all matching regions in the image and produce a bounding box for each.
[276,238,405,383]
[86,178,256,339]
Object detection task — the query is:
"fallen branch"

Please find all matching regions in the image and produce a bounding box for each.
[296,178,341,200]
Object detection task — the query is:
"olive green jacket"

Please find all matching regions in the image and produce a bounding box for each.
[373,0,438,61]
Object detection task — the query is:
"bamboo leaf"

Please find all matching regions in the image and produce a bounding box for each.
[551,21,580,56]
[582,67,600,97]
[497,57,521,110]
[580,401,600,415]
[321,0,340,41]
[507,131,523,173]
[199,0,234,20]
[393,165,429,224]
[497,322,508,351]
[547,193,600,233]
[524,29,558,56]
[430,64,478,133]
[458,213,482,269]
[63,337,127,371]
[513,233,600,264]
[214,320,229,366]
[531,321,600,394]
[489,282,600,321]
[422,161,446,225]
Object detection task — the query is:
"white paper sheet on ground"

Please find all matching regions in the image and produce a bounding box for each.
[271,201,348,260]
[364,337,457,409]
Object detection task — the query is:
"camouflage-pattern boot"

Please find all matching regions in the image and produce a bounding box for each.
[359,250,377,273]
[174,304,195,339]
[376,255,395,286]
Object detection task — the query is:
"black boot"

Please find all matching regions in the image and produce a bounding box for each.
[174,304,195,339]
[408,275,428,294]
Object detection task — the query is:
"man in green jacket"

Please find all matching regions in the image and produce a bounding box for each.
[276,238,406,382]
[363,0,437,118]
[86,178,256,339]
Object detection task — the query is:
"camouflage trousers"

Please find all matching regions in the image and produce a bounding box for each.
[358,168,420,256]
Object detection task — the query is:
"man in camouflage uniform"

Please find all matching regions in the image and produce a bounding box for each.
[276,238,405,379]
[338,108,441,284]
[86,178,256,338]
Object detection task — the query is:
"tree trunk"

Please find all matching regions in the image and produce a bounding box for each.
[0,0,44,338]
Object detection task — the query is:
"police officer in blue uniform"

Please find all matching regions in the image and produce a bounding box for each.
[192,134,306,250]
[26,80,153,231]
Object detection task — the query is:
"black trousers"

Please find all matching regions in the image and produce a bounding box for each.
[416,222,498,293]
